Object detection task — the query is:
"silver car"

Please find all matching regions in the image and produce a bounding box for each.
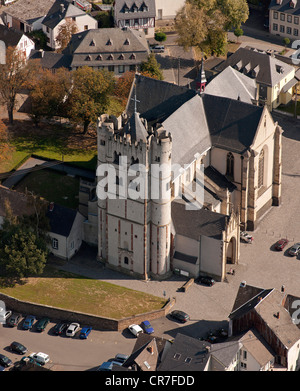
[288,243,300,256]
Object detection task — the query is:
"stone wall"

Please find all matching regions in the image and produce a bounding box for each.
[0,292,175,332]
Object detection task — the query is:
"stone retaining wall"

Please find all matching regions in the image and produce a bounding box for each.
[0,292,175,332]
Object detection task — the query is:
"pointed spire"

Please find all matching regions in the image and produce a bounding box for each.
[196,57,206,95]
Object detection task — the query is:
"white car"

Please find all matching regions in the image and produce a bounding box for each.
[128,324,143,337]
[240,231,253,243]
[29,352,50,365]
[0,309,12,324]
[66,322,80,337]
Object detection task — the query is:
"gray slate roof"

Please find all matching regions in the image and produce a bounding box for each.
[214,47,294,87]
[269,0,300,14]
[171,200,228,240]
[205,66,257,104]
[0,25,24,47]
[46,203,78,237]
[114,0,156,20]
[43,0,85,29]
[29,50,72,69]
[67,28,149,68]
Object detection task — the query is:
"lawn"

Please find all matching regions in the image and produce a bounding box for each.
[0,120,97,175]
[0,267,166,320]
[14,169,80,209]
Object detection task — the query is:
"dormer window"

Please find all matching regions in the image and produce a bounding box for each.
[290,0,297,8]
[123,3,129,13]
[96,55,102,61]
[130,53,136,60]
[124,38,130,45]
[141,2,148,11]
[119,54,125,60]
[106,38,112,46]
[108,54,114,60]
[90,39,95,46]
[85,55,91,61]
[132,2,138,12]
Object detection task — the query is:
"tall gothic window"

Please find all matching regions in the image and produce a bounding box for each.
[226,152,234,179]
[258,149,264,188]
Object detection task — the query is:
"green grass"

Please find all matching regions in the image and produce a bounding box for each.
[277,101,300,116]
[14,169,80,209]
[0,267,166,319]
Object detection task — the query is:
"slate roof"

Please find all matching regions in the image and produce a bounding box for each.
[158,333,211,371]
[43,0,86,29]
[205,66,257,104]
[3,0,56,25]
[46,203,78,237]
[114,0,156,20]
[213,47,294,87]
[204,166,236,193]
[171,199,228,241]
[0,25,24,47]
[29,50,72,70]
[67,28,149,68]
[127,75,263,159]
[269,0,300,14]
[202,94,264,154]
[122,111,148,143]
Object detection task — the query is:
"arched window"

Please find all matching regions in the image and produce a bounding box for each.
[226,152,234,179]
[258,149,264,188]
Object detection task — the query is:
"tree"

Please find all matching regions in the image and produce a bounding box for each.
[0,119,11,163]
[155,32,167,43]
[0,47,38,124]
[175,0,249,56]
[55,19,78,52]
[28,67,72,126]
[140,54,164,80]
[283,37,290,47]
[234,27,244,43]
[67,66,115,134]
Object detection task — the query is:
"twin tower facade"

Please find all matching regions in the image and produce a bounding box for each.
[97,113,174,280]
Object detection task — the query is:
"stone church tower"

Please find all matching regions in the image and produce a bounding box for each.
[96,110,173,280]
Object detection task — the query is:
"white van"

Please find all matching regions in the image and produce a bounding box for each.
[29,352,50,365]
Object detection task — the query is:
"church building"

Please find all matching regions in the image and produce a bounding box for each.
[81,74,283,281]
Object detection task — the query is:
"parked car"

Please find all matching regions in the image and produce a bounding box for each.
[35,317,50,332]
[7,313,21,327]
[29,352,50,366]
[128,324,143,337]
[170,310,190,323]
[10,341,27,355]
[141,320,154,334]
[97,361,123,371]
[151,45,165,53]
[80,326,92,339]
[114,353,129,364]
[240,231,253,243]
[0,354,12,368]
[53,322,69,335]
[66,322,80,337]
[196,275,215,286]
[22,315,36,330]
[275,238,289,251]
[288,242,300,256]
[0,309,12,324]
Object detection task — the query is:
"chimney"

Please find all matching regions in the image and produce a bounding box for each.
[60,4,65,13]
[205,346,210,353]
[281,285,285,293]
[49,202,54,212]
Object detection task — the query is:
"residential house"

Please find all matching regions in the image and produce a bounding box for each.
[269,0,300,40]
[213,47,297,111]
[0,24,35,60]
[0,186,85,261]
[114,0,156,38]
[2,0,57,33]
[46,202,85,260]
[228,283,300,371]
[42,0,98,50]
[155,0,185,20]
[65,27,150,75]
[29,49,72,72]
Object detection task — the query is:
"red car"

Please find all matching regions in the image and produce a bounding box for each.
[275,238,289,251]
